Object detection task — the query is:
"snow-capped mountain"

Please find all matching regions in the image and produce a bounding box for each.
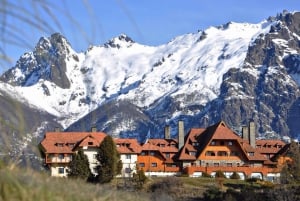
[1,11,300,149]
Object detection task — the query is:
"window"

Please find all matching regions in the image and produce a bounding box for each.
[160,144,165,147]
[193,142,199,146]
[141,152,146,156]
[217,151,228,156]
[205,151,215,156]
[58,154,64,159]
[248,152,254,156]
[56,143,64,147]
[151,163,157,167]
[189,151,196,156]
[166,164,177,167]
[165,153,170,158]
[126,154,131,159]
[68,143,75,148]
[58,167,64,174]
[228,141,233,146]
[220,141,225,146]
[230,151,238,156]
[125,168,132,173]
[93,154,97,159]
[88,142,93,145]
[213,163,219,167]
[150,151,155,156]
[139,163,145,167]
[210,141,216,146]
[227,163,233,167]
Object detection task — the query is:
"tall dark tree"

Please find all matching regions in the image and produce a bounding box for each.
[96,135,122,183]
[67,149,91,180]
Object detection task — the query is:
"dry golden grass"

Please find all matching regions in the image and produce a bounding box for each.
[0,165,152,201]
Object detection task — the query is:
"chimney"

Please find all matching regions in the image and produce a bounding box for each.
[178,120,184,150]
[91,127,97,132]
[164,125,171,139]
[249,121,256,148]
[242,126,249,141]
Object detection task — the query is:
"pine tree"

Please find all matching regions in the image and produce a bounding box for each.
[96,135,122,183]
[67,149,91,180]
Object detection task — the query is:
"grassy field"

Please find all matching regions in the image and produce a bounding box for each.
[0,164,228,201]
[2,164,276,201]
[0,165,152,201]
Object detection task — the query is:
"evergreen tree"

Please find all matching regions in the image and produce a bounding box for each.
[96,135,122,183]
[67,149,91,180]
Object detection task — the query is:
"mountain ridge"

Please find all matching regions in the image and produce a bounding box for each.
[0,11,300,153]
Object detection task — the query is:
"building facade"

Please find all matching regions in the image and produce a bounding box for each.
[40,120,289,180]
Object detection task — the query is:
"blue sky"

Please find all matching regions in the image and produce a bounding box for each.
[1,0,299,71]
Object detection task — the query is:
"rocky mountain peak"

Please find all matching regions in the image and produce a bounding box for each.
[0,32,73,89]
[104,34,135,48]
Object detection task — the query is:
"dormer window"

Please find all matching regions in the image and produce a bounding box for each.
[210,141,216,146]
[68,143,75,148]
[88,142,93,146]
[192,142,199,146]
[248,152,254,156]
[160,144,165,147]
[56,143,64,147]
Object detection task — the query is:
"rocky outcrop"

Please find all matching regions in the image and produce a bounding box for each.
[0,33,72,89]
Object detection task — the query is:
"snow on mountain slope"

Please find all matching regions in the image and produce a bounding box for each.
[0,21,275,128]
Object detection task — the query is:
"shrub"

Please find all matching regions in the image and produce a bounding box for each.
[215,170,226,178]
[150,177,183,193]
[230,172,240,180]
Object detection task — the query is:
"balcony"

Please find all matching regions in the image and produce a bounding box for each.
[46,156,72,163]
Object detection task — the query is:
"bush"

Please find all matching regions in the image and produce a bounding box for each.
[150,177,183,193]
[215,170,226,178]
[202,172,212,178]
[230,172,240,180]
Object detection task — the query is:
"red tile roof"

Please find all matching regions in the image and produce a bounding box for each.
[40,132,107,154]
[256,139,286,154]
[114,138,142,154]
[146,139,178,153]
[178,121,267,162]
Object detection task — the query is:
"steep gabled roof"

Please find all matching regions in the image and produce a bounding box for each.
[77,133,106,148]
[178,121,267,162]
[178,128,205,160]
[40,132,107,154]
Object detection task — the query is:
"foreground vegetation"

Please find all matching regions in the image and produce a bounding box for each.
[0,165,150,201]
[2,161,300,201]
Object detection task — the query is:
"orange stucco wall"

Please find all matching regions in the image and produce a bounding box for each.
[137,154,180,172]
